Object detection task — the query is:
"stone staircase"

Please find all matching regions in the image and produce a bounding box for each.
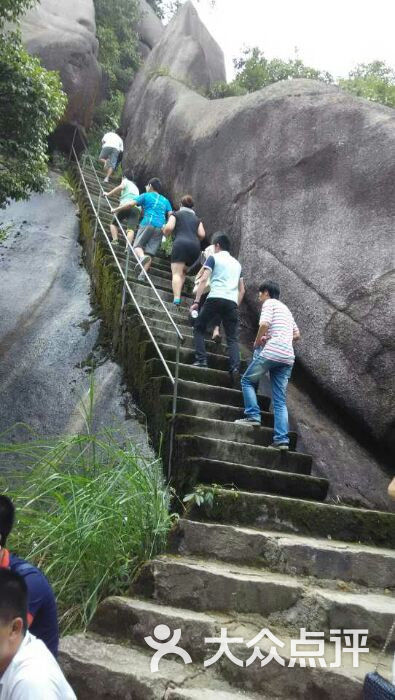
[61,163,395,699]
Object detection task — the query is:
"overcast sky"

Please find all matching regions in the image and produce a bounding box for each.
[186,0,395,81]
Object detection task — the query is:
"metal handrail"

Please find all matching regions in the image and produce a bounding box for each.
[70,140,183,479]
[74,128,183,341]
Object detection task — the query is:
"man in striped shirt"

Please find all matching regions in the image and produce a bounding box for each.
[235,281,300,450]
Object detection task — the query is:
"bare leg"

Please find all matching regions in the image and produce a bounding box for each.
[212,325,221,342]
[171,262,186,302]
[126,229,135,245]
[110,223,119,242]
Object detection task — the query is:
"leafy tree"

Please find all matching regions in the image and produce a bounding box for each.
[339,61,395,108]
[147,0,215,21]
[146,0,182,19]
[91,0,141,137]
[0,0,67,207]
[0,0,35,26]
[233,47,333,92]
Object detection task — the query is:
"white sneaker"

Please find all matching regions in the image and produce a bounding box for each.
[234,417,261,426]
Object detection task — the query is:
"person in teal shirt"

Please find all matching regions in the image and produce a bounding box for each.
[129,178,172,278]
[107,172,141,247]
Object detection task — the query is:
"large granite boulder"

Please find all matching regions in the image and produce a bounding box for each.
[137,0,164,58]
[122,2,395,468]
[20,0,102,130]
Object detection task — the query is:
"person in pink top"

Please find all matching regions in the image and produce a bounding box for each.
[235,280,300,450]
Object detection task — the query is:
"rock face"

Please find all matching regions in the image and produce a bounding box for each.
[122,1,395,459]
[20,0,102,129]
[137,0,164,58]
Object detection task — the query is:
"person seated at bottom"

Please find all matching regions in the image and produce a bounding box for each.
[163,194,206,305]
[0,495,59,658]
[128,178,172,280]
[106,172,140,247]
[0,569,76,699]
[235,280,300,451]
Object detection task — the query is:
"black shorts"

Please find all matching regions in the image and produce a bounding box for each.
[171,238,201,267]
[112,208,140,231]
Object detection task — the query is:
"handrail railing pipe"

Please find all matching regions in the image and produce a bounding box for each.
[69,140,184,481]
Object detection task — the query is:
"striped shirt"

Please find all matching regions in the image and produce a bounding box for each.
[259,298,299,365]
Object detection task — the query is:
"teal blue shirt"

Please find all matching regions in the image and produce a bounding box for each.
[133,192,172,228]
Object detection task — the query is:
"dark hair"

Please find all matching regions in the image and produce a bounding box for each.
[123,170,134,181]
[0,569,28,632]
[212,231,231,252]
[259,280,280,299]
[0,495,14,547]
[148,177,162,193]
[116,127,123,137]
[181,195,194,209]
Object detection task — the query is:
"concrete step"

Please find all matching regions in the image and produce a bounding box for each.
[173,519,395,588]
[180,457,328,500]
[135,316,229,355]
[85,595,393,700]
[126,270,194,299]
[107,262,194,300]
[127,303,192,328]
[60,632,260,700]
[146,357,244,390]
[151,376,270,411]
[129,278,192,309]
[161,396,274,426]
[135,555,394,643]
[175,435,312,475]
[174,413,298,452]
[141,340,248,375]
[189,487,395,548]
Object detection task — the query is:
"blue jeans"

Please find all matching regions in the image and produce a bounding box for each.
[241,352,293,444]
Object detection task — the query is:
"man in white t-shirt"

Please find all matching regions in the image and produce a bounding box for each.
[235,280,300,450]
[0,570,76,699]
[99,128,124,183]
[191,232,245,387]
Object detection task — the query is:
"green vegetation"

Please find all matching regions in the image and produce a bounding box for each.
[209,47,394,110]
[0,1,67,208]
[1,384,172,633]
[339,61,395,108]
[209,47,333,99]
[89,0,141,149]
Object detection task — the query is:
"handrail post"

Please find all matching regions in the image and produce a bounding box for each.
[168,334,180,481]
[121,243,130,313]
[93,190,101,241]
[68,127,77,164]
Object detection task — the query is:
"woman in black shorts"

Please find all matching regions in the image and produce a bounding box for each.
[163,195,206,305]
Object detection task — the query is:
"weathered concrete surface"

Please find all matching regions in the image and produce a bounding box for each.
[0,174,152,466]
[121,0,395,466]
[20,0,102,129]
[174,519,395,588]
[60,633,262,699]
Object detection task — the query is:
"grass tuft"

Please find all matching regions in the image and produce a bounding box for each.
[0,421,172,634]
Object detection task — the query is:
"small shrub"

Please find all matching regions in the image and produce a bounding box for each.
[0,406,172,633]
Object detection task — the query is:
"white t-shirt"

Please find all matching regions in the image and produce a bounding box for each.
[204,250,243,304]
[102,131,123,152]
[0,632,76,700]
